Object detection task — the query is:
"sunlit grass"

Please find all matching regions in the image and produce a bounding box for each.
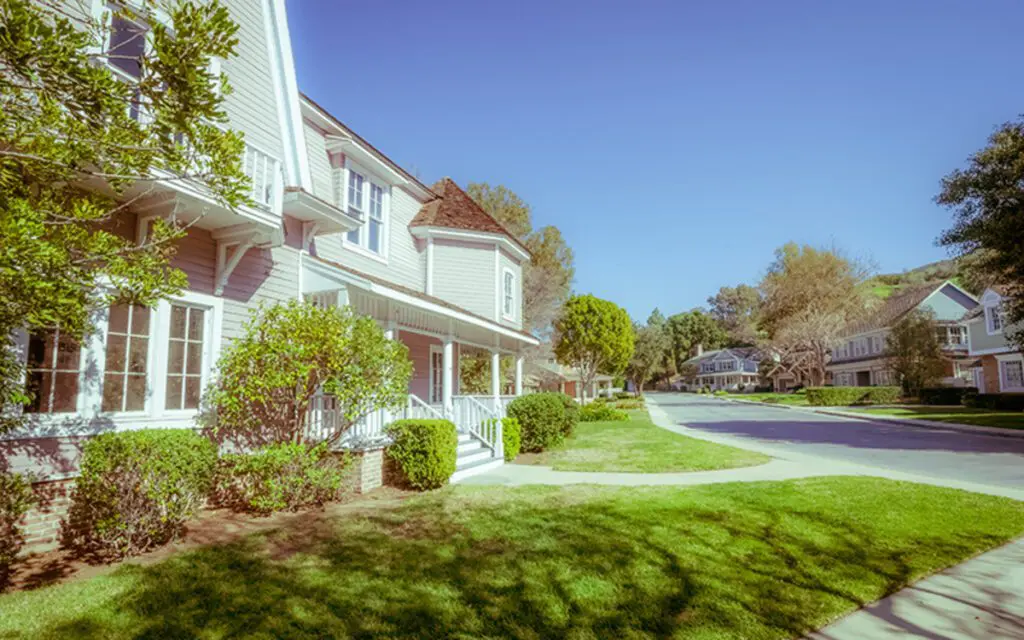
[857,406,1024,430]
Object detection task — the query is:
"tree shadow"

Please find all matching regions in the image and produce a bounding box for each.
[20,483,1018,639]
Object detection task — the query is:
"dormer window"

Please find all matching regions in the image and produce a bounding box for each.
[986,305,1005,335]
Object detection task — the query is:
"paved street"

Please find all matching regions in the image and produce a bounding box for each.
[651,392,1024,492]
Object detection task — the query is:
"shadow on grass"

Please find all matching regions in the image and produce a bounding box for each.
[18,484,1018,639]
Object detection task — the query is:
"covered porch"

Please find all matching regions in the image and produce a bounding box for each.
[302,256,537,472]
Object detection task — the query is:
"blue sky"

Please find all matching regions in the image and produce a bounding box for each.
[288,0,1023,321]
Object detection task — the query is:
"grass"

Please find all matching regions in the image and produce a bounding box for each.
[730,392,811,406]
[856,406,1024,430]
[519,409,769,472]
[2,477,1023,639]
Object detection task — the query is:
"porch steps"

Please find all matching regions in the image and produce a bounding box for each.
[450,432,503,483]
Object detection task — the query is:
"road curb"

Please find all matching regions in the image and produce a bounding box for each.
[715,396,1024,440]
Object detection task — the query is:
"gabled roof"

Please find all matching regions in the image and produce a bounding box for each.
[963,285,1012,321]
[683,347,761,366]
[411,178,530,255]
[843,281,976,336]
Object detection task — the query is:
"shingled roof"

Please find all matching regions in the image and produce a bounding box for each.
[843,282,946,336]
[410,178,529,255]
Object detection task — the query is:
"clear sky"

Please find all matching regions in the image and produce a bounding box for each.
[287,0,1023,321]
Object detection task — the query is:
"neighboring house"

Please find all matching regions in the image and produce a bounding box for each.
[826,281,978,388]
[6,0,536,487]
[962,287,1023,394]
[525,359,615,400]
[680,347,762,392]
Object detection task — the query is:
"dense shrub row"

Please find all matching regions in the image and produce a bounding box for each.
[963,392,1024,411]
[614,400,643,410]
[502,417,521,462]
[214,443,349,514]
[0,472,34,586]
[507,392,579,452]
[804,386,902,406]
[920,387,978,406]
[579,403,630,422]
[385,419,458,491]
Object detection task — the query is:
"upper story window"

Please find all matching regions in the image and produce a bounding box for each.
[716,360,735,372]
[502,268,516,320]
[339,161,388,259]
[986,305,1005,335]
[107,12,147,80]
[935,325,966,346]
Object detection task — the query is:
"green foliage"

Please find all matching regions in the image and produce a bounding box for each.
[203,301,412,447]
[884,310,947,397]
[805,387,902,406]
[626,321,670,394]
[385,420,457,491]
[0,0,246,431]
[713,390,729,397]
[579,404,629,423]
[502,417,521,462]
[667,310,727,370]
[962,393,1024,411]
[457,353,512,396]
[554,295,634,396]
[708,284,763,346]
[614,400,643,410]
[555,392,579,437]
[938,118,1024,349]
[506,393,567,452]
[614,391,635,401]
[64,430,217,559]
[0,471,34,586]
[213,443,348,515]
[920,387,978,406]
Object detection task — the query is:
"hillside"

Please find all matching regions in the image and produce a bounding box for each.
[868,259,961,299]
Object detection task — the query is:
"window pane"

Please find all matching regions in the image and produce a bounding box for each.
[166,375,182,411]
[24,371,49,413]
[347,228,360,244]
[348,171,364,209]
[369,184,383,220]
[105,334,127,372]
[187,308,204,341]
[128,337,148,374]
[368,220,381,253]
[168,340,185,374]
[131,306,151,336]
[55,334,80,370]
[26,333,50,368]
[108,17,145,79]
[102,373,125,413]
[52,372,79,412]
[184,377,201,409]
[108,304,130,334]
[125,375,147,411]
[186,341,203,375]
[170,305,187,339]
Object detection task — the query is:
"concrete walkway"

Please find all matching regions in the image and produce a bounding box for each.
[464,395,1024,640]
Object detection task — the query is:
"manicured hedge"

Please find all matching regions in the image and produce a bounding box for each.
[920,387,978,406]
[1,472,34,586]
[556,392,579,437]
[64,429,217,559]
[614,400,643,410]
[804,386,902,406]
[579,403,630,423]
[962,393,1024,411]
[506,393,567,452]
[386,419,458,490]
[502,417,521,462]
[615,392,634,400]
[214,443,349,514]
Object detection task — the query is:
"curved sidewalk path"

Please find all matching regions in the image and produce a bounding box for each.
[464,395,1024,640]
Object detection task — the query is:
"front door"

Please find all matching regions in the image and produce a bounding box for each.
[429,346,443,404]
[857,371,871,387]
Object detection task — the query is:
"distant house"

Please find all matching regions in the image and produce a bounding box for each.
[526,359,616,400]
[962,287,1023,394]
[826,281,978,388]
[679,347,762,392]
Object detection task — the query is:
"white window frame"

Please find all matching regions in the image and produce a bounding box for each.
[11,289,223,435]
[501,267,516,321]
[340,158,389,263]
[986,305,1005,335]
[428,344,444,405]
[996,354,1024,393]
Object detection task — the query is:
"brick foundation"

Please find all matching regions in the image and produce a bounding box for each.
[18,478,74,554]
[340,446,387,494]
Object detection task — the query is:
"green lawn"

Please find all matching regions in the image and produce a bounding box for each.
[730,392,810,406]
[2,478,1023,639]
[519,410,769,472]
[856,406,1024,430]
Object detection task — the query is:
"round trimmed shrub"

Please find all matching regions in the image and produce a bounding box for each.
[580,403,630,422]
[386,419,458,490]
[213,443,349,515]
[507,393,566,452]
[1,471,34,586]
[64,429,217,560]
[556,392,579,437]
[502,417,521,462]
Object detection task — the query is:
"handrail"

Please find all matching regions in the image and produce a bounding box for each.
[404,394,445,421]
[452,395,503,460]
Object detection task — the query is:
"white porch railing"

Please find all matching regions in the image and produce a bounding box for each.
[306,393,448,448]
[452,395,503,460]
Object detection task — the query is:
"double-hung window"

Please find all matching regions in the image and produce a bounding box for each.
[340,161,388,258]
[24,330,81,414]
[986,305,1005,334]
[165,304,207,411]
[502,268,516,320]
[1001,358,1024,392]
[368,183,384,253]
[102,304,151,412]
[345,169,364,244]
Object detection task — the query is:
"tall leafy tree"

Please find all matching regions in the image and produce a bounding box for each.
[554,295,634,402]
[666,310,727,370]
[646,308,675,382]
[467,182,575,334]
[938,118,1024,349]
[884,310,946,397]
[759,243,870,386]
[0,0,246,431]
[708,284,762,346]
[626,321,670,395]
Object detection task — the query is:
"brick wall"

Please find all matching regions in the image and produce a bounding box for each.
[19,478,74,553]
[341,446,387,494]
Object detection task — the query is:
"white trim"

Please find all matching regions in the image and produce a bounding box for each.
[340,158,389,263]
[493,246,500,321]
[501,266,516,322]
[985,304,1006,336]
[425,237,435,296]
[969,345,1015,356]
[409,226,530,262]
[996,354,1024,392]
[263,0,310,190]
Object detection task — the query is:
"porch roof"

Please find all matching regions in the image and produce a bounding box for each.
[305,254,539,349]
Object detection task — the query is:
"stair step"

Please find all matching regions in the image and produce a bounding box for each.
[456,448,492,467]
[458,440,485,454]
[457,433,474,444]
[450,457,504,483]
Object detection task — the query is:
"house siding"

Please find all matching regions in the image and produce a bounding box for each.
[921,285,977,321]
[302,118,334,201]
[433,239,495,320]
[968,320,1010,353]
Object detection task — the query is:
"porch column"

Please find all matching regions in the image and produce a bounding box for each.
[514,354,524,396]
[442,336,454,413]
[490,350,501,400]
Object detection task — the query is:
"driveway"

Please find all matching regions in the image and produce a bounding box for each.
[650,392,1024,492]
